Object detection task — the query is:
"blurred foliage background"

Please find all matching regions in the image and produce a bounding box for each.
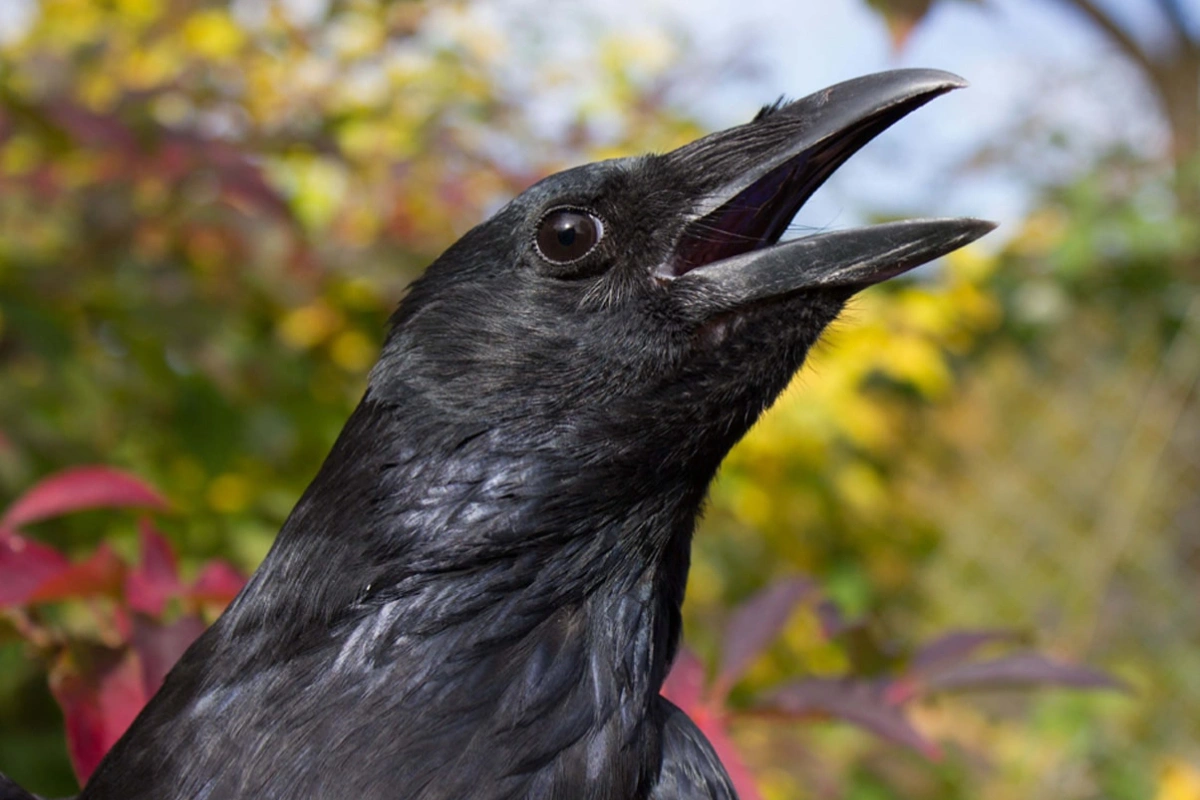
[0,0,1197,798]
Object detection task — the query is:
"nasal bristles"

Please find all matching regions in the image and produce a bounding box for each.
[753,96,789,122]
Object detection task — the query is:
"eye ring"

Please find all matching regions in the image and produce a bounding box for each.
[534,207,605,265]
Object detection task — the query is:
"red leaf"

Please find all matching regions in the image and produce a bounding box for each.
[0,532,70,606]
[662,650,762,800]
[764,677,941,759]
[28,542,125,603]
[125,520,182,617]
[1,467,169,530]
[716,577,814,697]
[131,614,207,696]
[662,648,707,711]
[187,560,245,609]
[917,653,1126,695]
[49,644,148,784]
[690,705,764,800]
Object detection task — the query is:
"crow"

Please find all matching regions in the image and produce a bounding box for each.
[2,69,992,800]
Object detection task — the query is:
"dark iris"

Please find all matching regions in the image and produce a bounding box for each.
[535,208,603,264]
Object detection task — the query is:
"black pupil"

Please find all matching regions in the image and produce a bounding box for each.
[537,210,599,263]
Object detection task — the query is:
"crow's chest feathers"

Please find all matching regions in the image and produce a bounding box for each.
[288,574,672,798]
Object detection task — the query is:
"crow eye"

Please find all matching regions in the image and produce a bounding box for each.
[535,208,603,264]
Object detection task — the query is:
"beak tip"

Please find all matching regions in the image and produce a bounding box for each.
[856,69,970,111]
[961,217,999,241]
[938,70,970,91]
[902,67,969,91]
[901,216,999,256]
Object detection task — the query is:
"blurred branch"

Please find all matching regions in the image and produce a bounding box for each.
[1072,293,1200,650]
[1054,0,1158,78]
[2,607,56,652]
[1156,0,1198,52]
[1052,0,1200,184]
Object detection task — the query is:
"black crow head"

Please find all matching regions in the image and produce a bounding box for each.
[374,69,993,486]
[74,70,995,800]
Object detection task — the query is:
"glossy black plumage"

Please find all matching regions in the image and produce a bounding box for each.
[0,774,39,800]
[3,70,992,800]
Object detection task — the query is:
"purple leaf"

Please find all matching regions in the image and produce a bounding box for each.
[763,677,941,759]
[918,653,1127,694]
[132,614,207,696]
[40,99,293,222]
[44,101,137,151]
[815,598,851,638]
[911,629,1023,673]
[716,577,815,696]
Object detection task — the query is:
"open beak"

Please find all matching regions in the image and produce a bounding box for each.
[664,69,995,313]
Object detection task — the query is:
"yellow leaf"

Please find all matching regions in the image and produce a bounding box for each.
[124,42,183,90]
[338,278,384,310]
[114,0,162,25]
[38,0,105,50]
[2,135,40,175]
[599,31,676,75]
[1010,208,1069,257]
[834,462,887,516]
[79,69,119,111]
[896,287,954,337]
[330,330,377,373]
[1157,760,1200,800]
[278,302,343,350]
[730,481,772,528]
[881,335,953,398]
[945,244,999,283]
[269,156,349,231]
[684,557,721,608]
[759,770,803,800]
[207,473,251,514]
[829,391,894,452]
[182,10,245,61]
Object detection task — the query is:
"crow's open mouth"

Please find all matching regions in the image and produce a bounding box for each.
[664,70,995,305]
